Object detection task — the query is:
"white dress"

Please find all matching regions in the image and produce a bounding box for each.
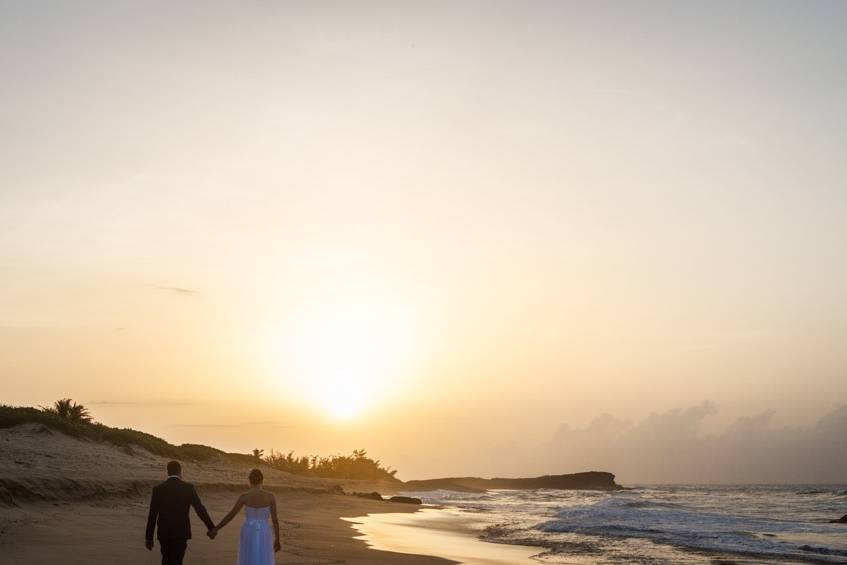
[237,505,275,565]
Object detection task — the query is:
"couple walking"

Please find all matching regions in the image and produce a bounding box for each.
[145,461,281,565]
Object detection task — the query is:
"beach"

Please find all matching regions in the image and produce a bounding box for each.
[5,421,847,564]
[0,489,459,565]
[0,421,548,564]
[0,422,451,564]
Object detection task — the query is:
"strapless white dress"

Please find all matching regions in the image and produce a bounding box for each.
[237,505,275,565]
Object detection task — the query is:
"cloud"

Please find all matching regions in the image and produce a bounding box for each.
[156,286,197,295]
[86,400,195,406]
[169,422,290,429]
[545,402,847,484]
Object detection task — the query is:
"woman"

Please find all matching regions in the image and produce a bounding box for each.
[212,469,281,564]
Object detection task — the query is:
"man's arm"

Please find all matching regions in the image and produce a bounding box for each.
[145,489,159,549]
[190,485,216,532]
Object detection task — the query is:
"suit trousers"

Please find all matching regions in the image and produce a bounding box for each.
[160,539,188,565]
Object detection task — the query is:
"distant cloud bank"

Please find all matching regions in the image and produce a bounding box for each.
[548,401,847,484]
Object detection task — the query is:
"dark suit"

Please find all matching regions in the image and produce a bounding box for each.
[146,477,214,565]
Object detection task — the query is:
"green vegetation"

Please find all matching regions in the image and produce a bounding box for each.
[0,403,213,460]
[1,404,90,437]
[42,398,92,423]
[309,448,398,481]
[263,448,398,481]
[263,450,311,474]
[0,402,399,481]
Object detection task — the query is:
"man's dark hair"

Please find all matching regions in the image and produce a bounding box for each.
[167,460,182,476]
[249,468,263,485]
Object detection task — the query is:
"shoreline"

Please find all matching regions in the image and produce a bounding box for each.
[344,506,546,565]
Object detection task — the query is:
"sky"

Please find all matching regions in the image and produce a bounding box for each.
[1,1,846,483]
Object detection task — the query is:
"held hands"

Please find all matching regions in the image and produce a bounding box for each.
[207,527,218,540]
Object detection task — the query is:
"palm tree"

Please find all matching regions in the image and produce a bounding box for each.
[47,398,92,423]
[67,402,91,423]
[252,448,264,460]
[51,398,74,419]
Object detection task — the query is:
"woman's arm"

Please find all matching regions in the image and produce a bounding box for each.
[270,494,281,551]
[214,494,245,531]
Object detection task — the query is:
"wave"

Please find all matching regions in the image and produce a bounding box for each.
[794,488,847,499]
[534,495,847,562]
[418,486,847,563]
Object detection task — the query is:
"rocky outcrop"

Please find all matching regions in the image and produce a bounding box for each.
[388,495,422,504]
[402,471,622,493]
[351,491,383,501]
[830,514,847,523]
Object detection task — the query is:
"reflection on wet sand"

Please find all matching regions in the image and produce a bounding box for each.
[344,508,546,565]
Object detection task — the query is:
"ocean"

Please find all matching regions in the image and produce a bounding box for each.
[401,485,847,563]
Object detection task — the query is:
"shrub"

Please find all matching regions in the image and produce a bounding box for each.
[263,448,399,481]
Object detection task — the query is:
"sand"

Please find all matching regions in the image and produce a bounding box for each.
[0,423,540,564]
[0,422,401,494]
[0,490,457,564]
[346,509,544,565]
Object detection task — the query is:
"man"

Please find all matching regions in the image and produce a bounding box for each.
[145,460,216,565]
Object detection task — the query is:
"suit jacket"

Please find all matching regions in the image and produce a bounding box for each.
[146,477,215,541]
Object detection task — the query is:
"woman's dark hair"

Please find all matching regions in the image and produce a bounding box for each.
[249,468,264,485]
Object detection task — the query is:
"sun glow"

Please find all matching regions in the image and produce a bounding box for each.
[277,298,417,420]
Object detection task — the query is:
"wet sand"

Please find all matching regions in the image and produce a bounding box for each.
[344,507,545,565]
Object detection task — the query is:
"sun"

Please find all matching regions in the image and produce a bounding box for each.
[277,298,416,420]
